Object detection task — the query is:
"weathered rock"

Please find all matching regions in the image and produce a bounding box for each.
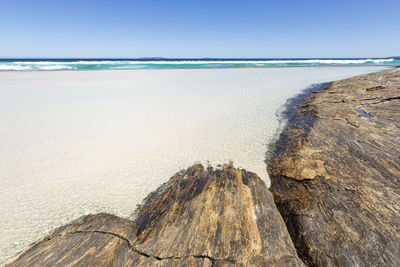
[6,164,304,266]
[268,68,400,266]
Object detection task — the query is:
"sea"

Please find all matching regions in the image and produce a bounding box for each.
[0,57,398,71]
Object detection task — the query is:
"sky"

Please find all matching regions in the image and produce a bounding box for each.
[0,0,399,58]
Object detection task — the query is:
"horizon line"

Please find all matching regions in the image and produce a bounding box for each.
[0,56,398,60]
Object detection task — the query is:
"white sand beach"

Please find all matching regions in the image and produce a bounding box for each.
[0,66,388,260]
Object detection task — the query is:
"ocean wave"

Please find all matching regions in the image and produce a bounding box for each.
[38,65,74,70]
[14,61,66,65]
[0,65,32,70]
[12,58,394,66]
[0,58,396,71]
[120,59,395,64]
[14,60,125,65]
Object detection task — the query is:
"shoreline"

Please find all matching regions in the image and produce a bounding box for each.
[3,66,385,262]
[2,67,398,266]
[0,64,398,72]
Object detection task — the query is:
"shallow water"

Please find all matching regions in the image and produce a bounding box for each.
[0,66,387,260]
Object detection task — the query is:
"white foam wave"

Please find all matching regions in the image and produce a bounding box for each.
[14,61,125,65]
[39,65,74,70]
[14,61,65,65]
[13,58,395,66]
[2,58,396,71]
[121,58,394,64]
[0,65,32,70]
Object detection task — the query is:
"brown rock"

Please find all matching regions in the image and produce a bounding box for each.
[268,68,400,266]
[6,164,304,266]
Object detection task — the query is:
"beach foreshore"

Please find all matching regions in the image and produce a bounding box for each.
[2,67,399,266]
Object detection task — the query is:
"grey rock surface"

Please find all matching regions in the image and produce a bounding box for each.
[268,68,400,266]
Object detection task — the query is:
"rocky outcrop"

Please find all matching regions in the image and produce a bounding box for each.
[267,68,400,266]
[6,164,304,266]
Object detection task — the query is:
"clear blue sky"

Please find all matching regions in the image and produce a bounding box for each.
[0,0,399,58]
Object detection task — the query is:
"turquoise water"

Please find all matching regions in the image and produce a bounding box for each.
[0,58,398,71]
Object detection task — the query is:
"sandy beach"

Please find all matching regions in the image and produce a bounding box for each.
[0,66,389,261]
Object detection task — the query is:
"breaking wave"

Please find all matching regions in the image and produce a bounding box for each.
[0,58,397,71]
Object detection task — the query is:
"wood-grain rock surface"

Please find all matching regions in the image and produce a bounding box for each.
[6,165,304,266]
[268,68,400,266]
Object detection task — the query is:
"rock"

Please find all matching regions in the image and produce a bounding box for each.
[6,164,304,266]
[268,68,400,266]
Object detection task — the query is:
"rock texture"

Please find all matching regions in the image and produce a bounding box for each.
[6,164,304,266]
[267,68,400,266]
